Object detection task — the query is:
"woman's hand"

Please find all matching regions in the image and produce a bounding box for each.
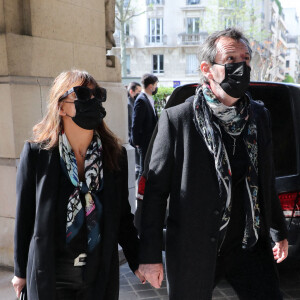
[135,269,146,284]
[11,276,26,298]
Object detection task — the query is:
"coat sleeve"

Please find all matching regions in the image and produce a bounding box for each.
[131,97,146,146]
[14,142,36,278]
[139,109,174,264]
[265,109,288,242]
[118,147,139,273]
[128,102,132,141]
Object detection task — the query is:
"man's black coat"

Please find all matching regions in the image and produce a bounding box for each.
[131,92,158,150]
[14,142,139,300]
[127,95,135,144]
[139,99,287,299]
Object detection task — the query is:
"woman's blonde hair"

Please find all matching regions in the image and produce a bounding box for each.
[31,69,122,170]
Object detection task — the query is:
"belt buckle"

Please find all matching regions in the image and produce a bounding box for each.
[74,253,87,266]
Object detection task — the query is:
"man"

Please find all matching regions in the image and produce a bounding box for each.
[131,74,158,181]
[127,82,142,145]
[138,28,288,300]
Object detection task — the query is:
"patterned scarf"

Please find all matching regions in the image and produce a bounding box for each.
[59,131,103,252]
[193,84,260,249]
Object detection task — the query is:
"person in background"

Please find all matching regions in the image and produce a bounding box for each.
[138,28,288,300]
[12,70,144,300]
[127,82,142,179]
[127,82,142,144]
[131,74,158,182]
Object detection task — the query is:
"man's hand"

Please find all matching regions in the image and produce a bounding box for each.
[135,269,146,284]
[273,239,288,263]
[138,263,164,288]
[11,276,26,298]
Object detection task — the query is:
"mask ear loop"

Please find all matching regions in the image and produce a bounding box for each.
[210,62,225,85]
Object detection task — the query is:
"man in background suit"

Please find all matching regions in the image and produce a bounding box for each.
[127,82,142,145]
[131,74,159,181]
[127,82,142,179]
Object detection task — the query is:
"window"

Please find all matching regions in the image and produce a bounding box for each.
[124,22,130,36]
[187,0,200,4]
[147,0,164,4]
[153,55,164,74]
[186,54,198,74]
[286,60,290,68]
[126,55,131,75]
[223,15,241,28]
[187,18,201,34]
[220,0,244,6]
[224,16,233,28]
[148,18,163,44]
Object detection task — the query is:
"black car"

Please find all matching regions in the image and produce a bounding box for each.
[135,81,300,266]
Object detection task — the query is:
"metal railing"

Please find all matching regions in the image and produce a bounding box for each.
[146,0,165,5]
[144,34,167,45]
[114,35,136,47]
[178,33,207,45]
[186,0,200,4]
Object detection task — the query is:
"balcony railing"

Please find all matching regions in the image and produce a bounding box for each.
[114,35,136,47]
[145,34,167,45]
[279,67,285,76]
[178,33,208,45]
[279,52,285,59]
[146,0,165,5]
[186,0,200,4]
[281,32,287,42]
[269,20,277,31]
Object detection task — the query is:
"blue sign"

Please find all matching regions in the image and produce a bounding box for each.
[173,81,181,88]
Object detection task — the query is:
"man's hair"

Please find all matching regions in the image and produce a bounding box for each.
[197,27,252,84]
[127,82,141,93]
[141,73,158,89]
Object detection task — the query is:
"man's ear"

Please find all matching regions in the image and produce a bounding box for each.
[200,61,213,80]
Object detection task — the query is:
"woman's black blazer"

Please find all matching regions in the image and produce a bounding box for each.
[14,142,139,300]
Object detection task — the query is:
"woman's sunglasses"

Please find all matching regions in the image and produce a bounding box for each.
[59,86,107,102]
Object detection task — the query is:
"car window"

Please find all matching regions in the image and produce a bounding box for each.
[249,84,297,177]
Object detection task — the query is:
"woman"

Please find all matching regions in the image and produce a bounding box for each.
[12,70,144,300]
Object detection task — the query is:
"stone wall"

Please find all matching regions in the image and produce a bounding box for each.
[0,0,135,268]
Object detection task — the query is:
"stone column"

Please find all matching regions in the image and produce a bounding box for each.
[0,0,134,268]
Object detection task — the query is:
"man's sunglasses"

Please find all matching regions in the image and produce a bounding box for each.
[59,86,107,102]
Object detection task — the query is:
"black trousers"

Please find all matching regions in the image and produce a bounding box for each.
[214,241,282,300]
[55,259,90,300]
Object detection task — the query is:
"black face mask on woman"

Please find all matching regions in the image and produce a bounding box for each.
[72,98,106,130]
[60,86,107,130]
[212,61,251,98]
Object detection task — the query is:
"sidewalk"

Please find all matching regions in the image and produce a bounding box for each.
[2,260,300,300]
[0,267,15,299]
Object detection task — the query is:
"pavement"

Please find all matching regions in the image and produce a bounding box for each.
[119,261,300,300]
[1,258,300,300]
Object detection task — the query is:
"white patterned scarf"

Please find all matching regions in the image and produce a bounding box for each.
[59,131,103,252]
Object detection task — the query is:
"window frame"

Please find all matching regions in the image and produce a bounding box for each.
[186,17,200,34]
[153,54,164,74]
[148,18,163,44]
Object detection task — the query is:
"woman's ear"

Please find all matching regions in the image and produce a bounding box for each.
[58,103,66,116]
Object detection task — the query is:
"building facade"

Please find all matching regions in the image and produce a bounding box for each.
[112,0,300,85]
[0,0,136,268]
[283,8,300,83]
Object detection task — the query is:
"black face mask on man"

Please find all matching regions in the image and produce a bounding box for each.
[71,98,106,130]
[212,61,251,98]
[152,87,158,95]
